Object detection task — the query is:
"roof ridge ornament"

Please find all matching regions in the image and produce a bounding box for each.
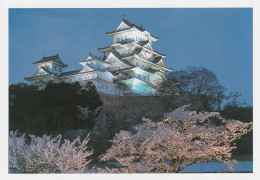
[122,14,125,20]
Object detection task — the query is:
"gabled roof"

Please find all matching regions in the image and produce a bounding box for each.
[98,40,135,52]
[41,67,55,75]
[106,18,158,40]
[153,57,162,64]
[113,72,133,82]
[106,50,133,67]
[120,48,163,60]
[33,54,68,67]
[107,18,145,35]
[32,67,54,77]
[81,53,100,62]
[121,48,143,58]
[122,54,172,72]
[79,64,95,73]
[24,67,56,80]
[99,40,165,58]
[80,52,109,66]
[156,59,166,67]
[133,43,166,57]
[121,18,145,32]
[140,41,153,50]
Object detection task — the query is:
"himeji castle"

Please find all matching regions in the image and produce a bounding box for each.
[25,18,172,96]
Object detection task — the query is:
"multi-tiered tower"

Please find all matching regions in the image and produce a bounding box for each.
[97,18,172,95]
[25,18,172,96]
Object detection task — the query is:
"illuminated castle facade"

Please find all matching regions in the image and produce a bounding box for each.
[25,18,172,96]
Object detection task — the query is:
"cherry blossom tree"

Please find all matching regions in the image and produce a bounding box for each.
[9,131,93,173]
[100,105,252,173]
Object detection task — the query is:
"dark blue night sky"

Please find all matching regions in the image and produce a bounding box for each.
[9,8,252,105]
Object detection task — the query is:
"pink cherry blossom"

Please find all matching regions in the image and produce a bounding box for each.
[100,105,252,173]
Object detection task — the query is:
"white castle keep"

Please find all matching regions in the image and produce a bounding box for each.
[25,18,172,96]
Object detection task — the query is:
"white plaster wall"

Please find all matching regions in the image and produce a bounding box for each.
[143,50,154,61]
[114,44,136,56]
[87,61,108,71]
[133,59,147,69]
[149,73,164,85]
[52,64,63,75]
[112,30,149,44]
[37,62,52,70]
[97,72,114,83]
[95,80,122,96]
[113,31,134,43]
[105,54,129,70]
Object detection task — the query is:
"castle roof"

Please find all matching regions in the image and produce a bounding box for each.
[122,54,172,72]
[108,50,134,67]
[60,69,82,77]
[106,18,158,40]
[117,76,159,88]
[41,67,55,75]
[24,67,56,80]
[121,18,145,32]
[33,54,68,67]
[80,52,110,67]
[153,57,163,64]
[99,41,165,57]
[81,53,100,62]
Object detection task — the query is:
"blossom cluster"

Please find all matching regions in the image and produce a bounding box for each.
[100,105,252,173]
[9,105,252,173]
[9,131,92,173]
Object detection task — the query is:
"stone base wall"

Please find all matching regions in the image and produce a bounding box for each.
[89,94,207,160]
[94,94,206,135]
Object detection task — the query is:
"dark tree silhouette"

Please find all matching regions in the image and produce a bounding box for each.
[167,67,226,110]
[9,81,103,134]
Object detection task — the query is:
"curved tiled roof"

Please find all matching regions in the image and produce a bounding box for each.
[24,67,56,80]
[99,40,165,57]
[121,18,145,32]
[108,50,134,67]
[106,18,158,40]
[60,69,81,77]
[153,57,162,64]
[41,67,55,75]
[81,53,101,62]
[33,55,68,67]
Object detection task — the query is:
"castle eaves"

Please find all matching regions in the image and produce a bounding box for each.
[33,54,68,67]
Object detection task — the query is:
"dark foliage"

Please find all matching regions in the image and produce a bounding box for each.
[220,105,253,155]
[167,67,226,110]
[9,81,102,135]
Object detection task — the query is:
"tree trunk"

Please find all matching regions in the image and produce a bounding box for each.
[169,159,178,173]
